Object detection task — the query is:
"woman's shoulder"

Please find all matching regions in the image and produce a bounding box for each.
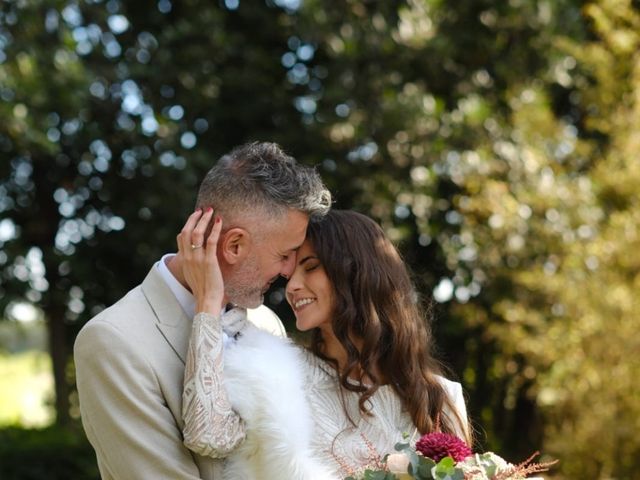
[434,374,466,413]
[435,374,463,398]
[434,374,469,439]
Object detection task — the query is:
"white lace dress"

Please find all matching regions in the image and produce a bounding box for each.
[300,349,468,478]
[182,311,468,479]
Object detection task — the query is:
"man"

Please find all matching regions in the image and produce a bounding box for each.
[74,142,331,479]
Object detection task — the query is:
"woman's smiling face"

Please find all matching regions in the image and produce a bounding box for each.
[285,239,335,332]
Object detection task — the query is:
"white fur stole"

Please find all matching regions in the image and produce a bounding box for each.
[222,325,336,480]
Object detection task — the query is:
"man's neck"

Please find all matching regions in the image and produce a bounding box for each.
[166,253,229,306]
[166,254,188,289]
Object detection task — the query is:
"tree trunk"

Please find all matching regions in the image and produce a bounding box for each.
[29,156,71,425]
[48,305,70,425]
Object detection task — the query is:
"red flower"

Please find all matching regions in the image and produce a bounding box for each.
[415,432,473,463]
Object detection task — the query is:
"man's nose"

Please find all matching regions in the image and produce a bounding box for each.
[281,255,296,279]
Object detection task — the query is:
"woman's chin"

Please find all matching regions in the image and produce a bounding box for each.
[295,315,317,332]
[295,320,310,332]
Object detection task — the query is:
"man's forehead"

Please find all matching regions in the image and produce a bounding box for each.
[258,209,308,250]
[289,241,305,252]
[278,210,308,240]
[278,233,306,253]
[276,237,306,257]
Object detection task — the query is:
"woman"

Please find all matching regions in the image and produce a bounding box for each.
[180,210,469,479]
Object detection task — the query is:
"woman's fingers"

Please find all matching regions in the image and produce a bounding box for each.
[199,215,224,314]
[205,216,223,263]
[174,210,225,315]
[177,208,219,256]
[177,209,203,254]
[190,208,214,251]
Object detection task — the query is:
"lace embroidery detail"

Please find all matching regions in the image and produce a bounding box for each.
[182,311,246,458]
[300,350,468,478]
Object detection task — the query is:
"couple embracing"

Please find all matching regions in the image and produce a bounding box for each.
[74,142,470,480]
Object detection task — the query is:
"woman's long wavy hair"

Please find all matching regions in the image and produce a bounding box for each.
[306,210,469,442]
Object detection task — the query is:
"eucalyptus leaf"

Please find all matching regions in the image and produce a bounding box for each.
[416,456,437,479]
[395,442,411,452]
[475,453,499,477]
[364,470,394,480]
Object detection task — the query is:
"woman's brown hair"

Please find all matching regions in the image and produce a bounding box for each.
[306,210,469,442]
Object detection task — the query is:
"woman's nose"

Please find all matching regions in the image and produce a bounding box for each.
[285,270,302,294]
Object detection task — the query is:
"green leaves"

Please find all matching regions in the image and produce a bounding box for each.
[363,469,397,480]
[394,440,411,453]
[472,453,501,478]
[429,457,464,480]
[345,468,398,480]
[407,455,437,479]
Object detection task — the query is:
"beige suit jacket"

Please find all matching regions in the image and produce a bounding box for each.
[74,266,286,480]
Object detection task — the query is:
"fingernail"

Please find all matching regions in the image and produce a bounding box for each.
[215,216,221,223]
[207,207,213,213]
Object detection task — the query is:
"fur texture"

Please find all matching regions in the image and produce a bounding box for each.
[222,325,336,480]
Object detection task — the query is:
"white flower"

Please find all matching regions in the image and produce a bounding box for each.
[386,453,411,478]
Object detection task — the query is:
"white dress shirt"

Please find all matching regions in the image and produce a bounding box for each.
[155,253,230,343]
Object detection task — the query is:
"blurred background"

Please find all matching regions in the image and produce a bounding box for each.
[1,0,639,478]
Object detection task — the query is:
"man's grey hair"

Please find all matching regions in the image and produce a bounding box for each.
[196,141,331,223]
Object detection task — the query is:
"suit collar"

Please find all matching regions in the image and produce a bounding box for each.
[141,267,191,364]
[156,253,196,319]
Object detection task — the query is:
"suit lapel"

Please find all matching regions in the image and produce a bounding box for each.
[141,267,191,365]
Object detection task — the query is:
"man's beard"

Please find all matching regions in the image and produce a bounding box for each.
[225,253,265,309]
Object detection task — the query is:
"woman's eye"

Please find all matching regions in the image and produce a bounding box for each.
[305,263,319,272]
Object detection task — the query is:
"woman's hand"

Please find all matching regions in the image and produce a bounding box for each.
[177,208,224,316]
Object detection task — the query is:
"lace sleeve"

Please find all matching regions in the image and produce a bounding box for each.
[182,312,246,458]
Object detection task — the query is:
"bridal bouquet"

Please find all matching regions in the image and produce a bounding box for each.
[344,432,556,480]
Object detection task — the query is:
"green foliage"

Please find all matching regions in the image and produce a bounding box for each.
[346,470,397,480]
[408,456,438,480]
[0,425,98,480]
[429,457,463,480]
[393,440,436,479]
[470,453,501,478]
[528,1,640,476]
[1,0,640,478]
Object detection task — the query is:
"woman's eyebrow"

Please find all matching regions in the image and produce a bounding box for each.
[298,255,318,266]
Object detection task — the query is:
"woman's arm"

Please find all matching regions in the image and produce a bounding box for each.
[178,208,247,457]
[182,311,246,457]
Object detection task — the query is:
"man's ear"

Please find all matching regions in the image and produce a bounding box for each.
[220,227,251,265]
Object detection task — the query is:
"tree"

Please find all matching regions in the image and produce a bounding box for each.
[533,0,640,475]
[427,0,640,475]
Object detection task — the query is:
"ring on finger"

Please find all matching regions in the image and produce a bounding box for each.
[191,244,203,250]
